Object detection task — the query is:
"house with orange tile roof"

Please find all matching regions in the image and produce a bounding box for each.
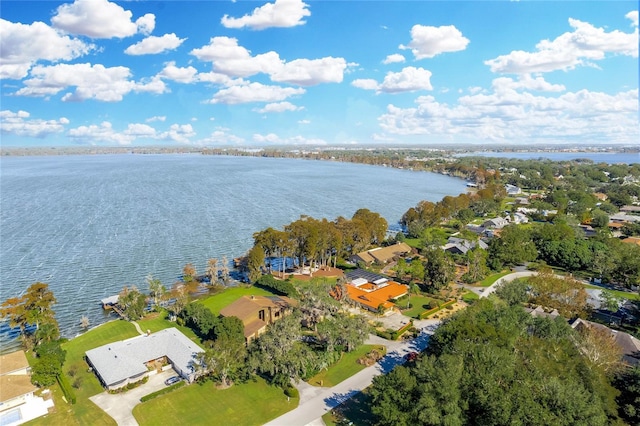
[220,295,296,343]
[344,269,408,313]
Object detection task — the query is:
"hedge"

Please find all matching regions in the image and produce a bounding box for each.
[256,274,296,296]
[391,321,414,340]
[140,380,185,402]
[284,386,299,398]
[57,373,76,404]
[419,299,456,319]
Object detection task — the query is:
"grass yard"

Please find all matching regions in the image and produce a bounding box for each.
[200,286,277,314]
[307,345,386,388]
[401,295,435,319]
[133,376,295,426]
[462,291,480,303]
[28,320,139,426]
[477,271,512,287]
[582,284,640,301]
[137,311,200,341]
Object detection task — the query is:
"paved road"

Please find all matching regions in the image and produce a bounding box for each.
[264,322,439,426]
[480,271,538,298]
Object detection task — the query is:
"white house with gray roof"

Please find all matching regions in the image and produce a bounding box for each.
[85,328,203,390]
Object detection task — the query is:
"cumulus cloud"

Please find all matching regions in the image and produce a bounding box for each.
[221,0,310,30]
[399,24,469,59]
[15,63,167,101]
[255,101,303,113]
[492,74,565,93]
[377,82,638,144]
[485,14,639,73]
[0,19,93,79]
[270,57,346,85]
[124,33,186,55]
[208,82,305,104]
[626,10,638,27]
[68,121,135,145]
[199,129,245,145]
[253,133,327,145]
[0,110,69,138]
[191,37,346,85]
[158,62,198,83]
[146,116,166,122]
[51,0,155,38]
[159,124,196,144]
[352,67,433,93]
[383,54,406,64]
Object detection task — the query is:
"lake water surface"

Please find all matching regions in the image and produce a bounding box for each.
[0,154,466,343]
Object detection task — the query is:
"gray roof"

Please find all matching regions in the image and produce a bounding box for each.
[86,328,203,386]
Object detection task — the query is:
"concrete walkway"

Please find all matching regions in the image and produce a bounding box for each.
[131,321,145,335]
[265,323,439,426]
[89,370,174,426]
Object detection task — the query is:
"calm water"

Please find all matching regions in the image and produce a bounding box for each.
[0,154,466,344]
[457,151,639,164]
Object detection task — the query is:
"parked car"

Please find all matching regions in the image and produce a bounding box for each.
[164,375,181,386]
[405,352,418,362]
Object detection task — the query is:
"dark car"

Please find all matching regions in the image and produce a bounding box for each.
[164,375,181,386]
[405,352,419,362]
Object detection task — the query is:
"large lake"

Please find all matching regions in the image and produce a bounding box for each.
[0,154,466,343]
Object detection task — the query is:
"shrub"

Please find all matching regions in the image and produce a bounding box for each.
[72,377,83,389]
[57,373,77,404]
[284,386,299,398]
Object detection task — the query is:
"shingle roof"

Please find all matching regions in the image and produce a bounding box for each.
[352,242,412,264]
[219,295,295,321]
[85,328,203,387]
[0,375,37,403]
[0,350,29,375]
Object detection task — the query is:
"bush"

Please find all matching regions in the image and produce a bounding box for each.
[284,386,299,398]
[140,380,185,402]
[57,373,77,404]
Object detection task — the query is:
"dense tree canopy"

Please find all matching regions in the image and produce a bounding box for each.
[370,300,620,426]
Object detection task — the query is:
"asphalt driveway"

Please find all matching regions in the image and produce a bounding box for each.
[90,370,175,426]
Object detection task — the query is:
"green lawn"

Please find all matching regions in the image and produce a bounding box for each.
[307,345,386,388]
[133,376,295,426]
[28,320,139,426]
[476,271,512,287]
[462,291,480,303]
[137,311,200,341]
[581,284,640,301]
[400,295,435,319]
[200,286,277,314]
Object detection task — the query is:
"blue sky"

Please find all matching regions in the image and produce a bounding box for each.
[1,0,638,147]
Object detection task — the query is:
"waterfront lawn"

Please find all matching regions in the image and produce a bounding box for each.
[401,296,435,319]
[200,286,277,314]
[137,311,200,341]
[29,320,138,426]
[133,376,295,426]
[307,345,386,388]
[477,271,512,287]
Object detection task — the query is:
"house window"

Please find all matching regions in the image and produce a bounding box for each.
[274,311,280,318]
[259,310,265,321]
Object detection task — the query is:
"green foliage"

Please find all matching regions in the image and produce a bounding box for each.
[284,386,299,398]
[140,381,185,402]
[422,248,455,291]
[614,365,640,425]
[118,285,146,321]
[370,300,620,425]
[256,274,296,296]
[180,302,218,339]
[246,245,266,283]
[494,278,530,306]
[57,372,77,404]
[488,224,537,270]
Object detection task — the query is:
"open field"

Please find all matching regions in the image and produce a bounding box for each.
[307,345,386,388]
[133,376,295,426]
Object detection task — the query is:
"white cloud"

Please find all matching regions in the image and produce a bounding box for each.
[377,83,639,144]
[191,37,347,85]
[209,82,305,104]
[221,0,310,30]
[190,37,282,78]
[626,10,638,27]
[146,116,166,122]
[298,119,310,124]
[199,128,245,145]
[124,34,186,55]
[15,63,167,101]
[68,121,135,145]
[492,75,565,92]
[270,57,346,85]
[0,19,93,79]
[0,110,68,138]
[253,133,282,143]
[158,62,198,83]
[252,133,327,145]
[255,102,303,113]
[352,67,433,93]
[485,14,639,73]
[351,79,380,91]
[124,123,157,137]
[399,24,469,59]
[159,124,196,144]
[383,54,406,64]
[51,0,155,38]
